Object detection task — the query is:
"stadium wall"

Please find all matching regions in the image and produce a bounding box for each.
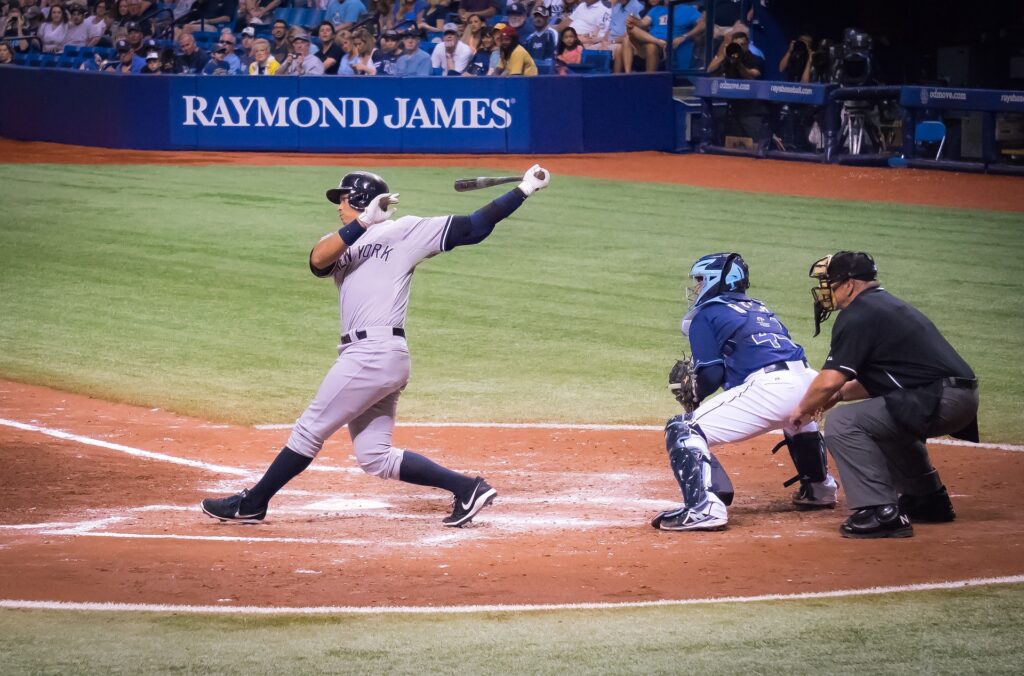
[0,68,674,153]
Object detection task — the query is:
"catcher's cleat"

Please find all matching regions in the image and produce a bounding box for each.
[652,495,728,532]
[443,477,496,527]
[898,486,956,523]
[201,489,267,523]
[839,504,913,539]
[792,474,839,509]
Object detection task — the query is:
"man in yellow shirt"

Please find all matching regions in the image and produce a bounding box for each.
[498,25,538,76]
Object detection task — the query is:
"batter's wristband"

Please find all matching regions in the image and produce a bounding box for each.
[338,220,366,246]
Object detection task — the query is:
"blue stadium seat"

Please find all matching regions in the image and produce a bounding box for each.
[63,44,82,57]
[39,54,59,68]
[25,53,43,67]
[72,56,86,69]
[13,52,28,65]
[291,8,312,28]
[56,56,75,68]
[581,49,611,73]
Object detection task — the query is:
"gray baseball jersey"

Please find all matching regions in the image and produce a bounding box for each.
[286,213,453,477]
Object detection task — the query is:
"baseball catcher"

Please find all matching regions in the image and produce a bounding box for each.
[652,252,838,531]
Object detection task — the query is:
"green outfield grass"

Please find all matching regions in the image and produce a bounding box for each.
[2,583,1023,673]
[1,164,1022,440]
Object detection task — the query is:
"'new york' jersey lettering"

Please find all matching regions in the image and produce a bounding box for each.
[686,293,805,389]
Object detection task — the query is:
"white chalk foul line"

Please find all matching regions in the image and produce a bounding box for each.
[0,418,251,476]
[1,575,1022,615]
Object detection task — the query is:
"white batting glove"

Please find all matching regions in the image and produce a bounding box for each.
[518,164,551,197]
[357,192,400,228]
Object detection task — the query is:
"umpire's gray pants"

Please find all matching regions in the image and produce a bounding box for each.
[824,386,979,509]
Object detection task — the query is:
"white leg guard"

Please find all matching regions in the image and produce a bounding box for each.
[653,415,730,531]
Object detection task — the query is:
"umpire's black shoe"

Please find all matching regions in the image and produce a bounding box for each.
[839,504,913,539]
[201,489,267,523]
[898,486,956,523]
[443,477,497,527]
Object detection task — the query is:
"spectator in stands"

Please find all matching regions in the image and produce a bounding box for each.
[504,2,527,32]
[215,28,243,72]
[779,31,813,83]
[238,0,279,27]
[394,27,430,74]
[202,43,231,72]
[348,26,376,74]
[431,22,471,75]
[316,21,342,72]
[248,36,278,72]
[668,1,702,69]
[276,28,324,74]
[140,48,162,72]
[541,0,566,27]
[614,0,662,74]
[124,20,145,54]
[37,2,67,53]
[159,46,176,71]
[555,25,581,74]
[3,6,31,53]
[373,27,401,74]
[496,25,536,75]
[269,18,288,60]
[171,0,194,21]
[125,0,152,35]
[708,28,762,79]
[324,0,364,31]
[564,0,609,49]
[392,0,421,28]
[87,0,113,41]
[0,41,13,63]
[23,5,45,35]
[371,0,394,31]
[465,23,496,75]
[63,3,103,47]
[176,0,239,35]
[457,0,493,22]
[459,13,484,52]
[174,29,208,72]
[522,5,556,65]
[237,24,255,67]
[101,37,144,71]
[606,0,643,54]
[416,0,445,43]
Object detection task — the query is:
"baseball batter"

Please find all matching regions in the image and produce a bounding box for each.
[652,252,838,531]
[202,165,551,527]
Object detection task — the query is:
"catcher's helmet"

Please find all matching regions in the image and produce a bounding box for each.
[326,171,389,210]
[686,252,750,309]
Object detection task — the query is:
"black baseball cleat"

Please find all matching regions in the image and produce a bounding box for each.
[898,485,956,523]
[839,504,913,539]
[201,489,267,523]
[443,477,497,527]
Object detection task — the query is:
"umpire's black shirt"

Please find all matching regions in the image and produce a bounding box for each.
[823,287,974,397]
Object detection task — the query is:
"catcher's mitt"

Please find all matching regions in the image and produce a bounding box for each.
[669,356,700,414]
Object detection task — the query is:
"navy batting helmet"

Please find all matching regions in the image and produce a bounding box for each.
[326,171,389,210]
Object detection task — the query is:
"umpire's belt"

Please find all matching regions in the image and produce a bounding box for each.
[341,327,406,345]
[758,358,809,376]
[942,376,978,390]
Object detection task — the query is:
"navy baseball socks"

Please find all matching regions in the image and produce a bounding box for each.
[201,447,312,522]
[399,452,496,527]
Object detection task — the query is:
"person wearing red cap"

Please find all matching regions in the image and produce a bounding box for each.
[497,24,537,76]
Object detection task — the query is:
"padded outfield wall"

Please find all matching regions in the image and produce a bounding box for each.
[0,68,673,153]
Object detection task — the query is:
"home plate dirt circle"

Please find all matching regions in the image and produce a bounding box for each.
[1,380,1022,609]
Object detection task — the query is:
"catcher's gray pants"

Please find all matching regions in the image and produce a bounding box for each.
[824,386,979,509]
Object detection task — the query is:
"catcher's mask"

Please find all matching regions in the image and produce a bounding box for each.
[686,252,749,308]
[326,171,389,210]
[809,250,877,336]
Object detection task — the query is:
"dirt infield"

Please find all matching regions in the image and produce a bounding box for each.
[3,139,1023,212]
[1,379,1022,608]
[3,142,1023,609]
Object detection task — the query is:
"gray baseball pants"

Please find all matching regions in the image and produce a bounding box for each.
[824,386,979,509]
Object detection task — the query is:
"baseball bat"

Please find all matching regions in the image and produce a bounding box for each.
[453,176,522,192]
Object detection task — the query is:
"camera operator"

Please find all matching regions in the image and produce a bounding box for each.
[779,32,813,84]
[708,30,762,80]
